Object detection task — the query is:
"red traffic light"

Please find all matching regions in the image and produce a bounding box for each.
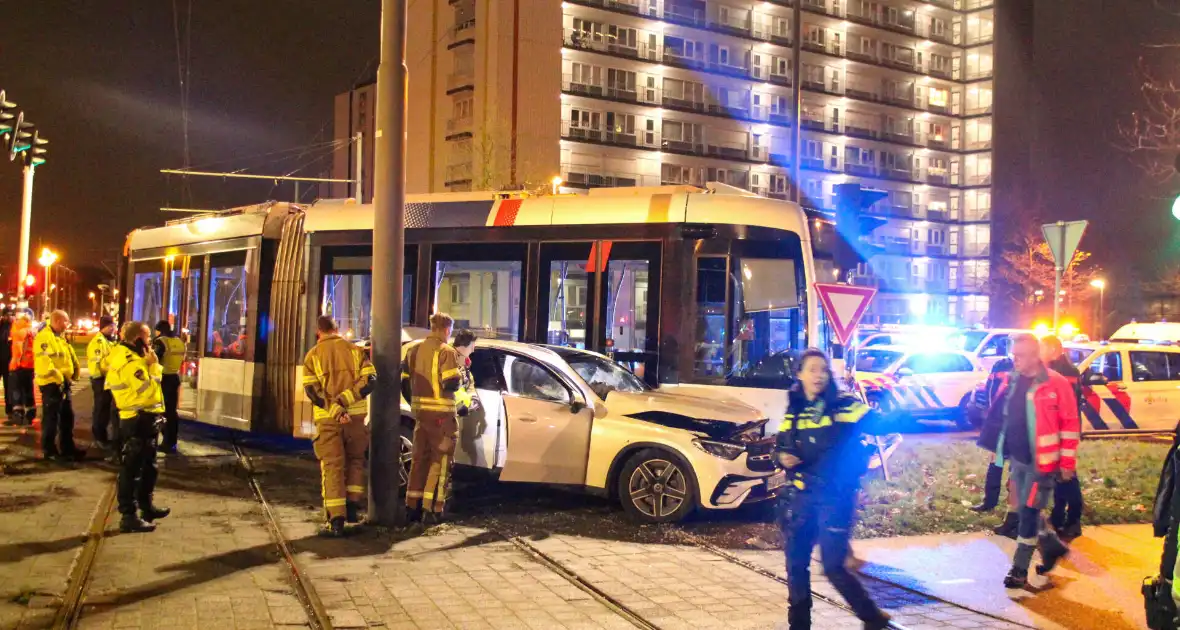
[24,274,35,287]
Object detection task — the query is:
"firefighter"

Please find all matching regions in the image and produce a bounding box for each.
[108,321,170,533]
[302,315,376,537]
[0,309,12,420]
[86,316,118,451]
[7,310,35,426]
[152,321,185,454]
[402,312,463,524]
[34,310,81,461]
[776,349,891,630]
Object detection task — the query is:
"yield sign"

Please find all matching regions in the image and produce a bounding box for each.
[1041,220,1089,269]
[814,283,877,346]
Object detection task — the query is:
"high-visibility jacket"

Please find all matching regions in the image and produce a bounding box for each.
[9,318,33,371]
[106,343,164,420]
[402,334,462,414]
[33,326,79,387]
[156,335,185,375]
[776,389,882,489]
[993,365,1080,474]
[87,333,116,379]
[302,333,377,421]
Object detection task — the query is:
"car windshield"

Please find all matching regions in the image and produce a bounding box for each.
[1066,347,1095,365]
[552,349,649,398]
[854,349,904,372]
[951,330,990,353]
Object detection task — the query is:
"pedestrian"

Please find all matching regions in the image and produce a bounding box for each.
[86,316,118,452]
[302,315,376,537]
[775,348,892,630]
[107,322,170,532]
[7,310,35,426]
[0,309,12,419]
[402,312,464,525]
[34,310,80,461]
[980,333,1076,588]
[1041,335,1085,541]
[152,320,185,454]
[972,353,1018,537]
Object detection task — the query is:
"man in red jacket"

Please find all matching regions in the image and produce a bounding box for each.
[990,333,1079,589]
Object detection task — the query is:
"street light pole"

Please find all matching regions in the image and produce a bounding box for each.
[17,165,34,307]
[368,0,409,526]
[1091,278,1106,340]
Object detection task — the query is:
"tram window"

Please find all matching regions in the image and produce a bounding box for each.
[180,267,202,413]
[206,252,249,360]
[132,267,164,325]
[547,260,590,348]
[322,274,374,342]
[435,260,522,340]
[168,269,184,328]
[695,257,727,378]
[605,261,649,353]
[729,257,804,384]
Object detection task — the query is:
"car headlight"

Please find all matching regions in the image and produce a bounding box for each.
[691,438,744,460]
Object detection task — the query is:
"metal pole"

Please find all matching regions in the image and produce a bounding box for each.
[1098,286,1105,340]
[44,263,50,316]
[369,0,408,527]
[1053,224,1065,331]
[17,165,34,306]
[788,2,803,203]
[354,131,364,201]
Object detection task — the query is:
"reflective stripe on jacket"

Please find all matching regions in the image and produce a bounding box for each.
[33,326,78,386]
[158,335,185,375]
[9,318,33,371]
[87,333,115,378]
[402,334,461,414]
[106,343,164,419]
[302,334,376,421]
[993,365,1081,474]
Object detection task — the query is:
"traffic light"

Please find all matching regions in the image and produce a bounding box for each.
[23,274,37,297]
[0,91,17,153]
[22,129,46,166]
[832,182,889,281]
[6,110,32,162]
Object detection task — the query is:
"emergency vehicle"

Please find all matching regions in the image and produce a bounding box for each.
[951,328,1032,370]
[1068,340,1180,433]
[852,345,984,429]
[1109,322,1180,345]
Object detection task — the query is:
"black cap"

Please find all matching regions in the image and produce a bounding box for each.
[99,315,115,329]
[154,320,171,335]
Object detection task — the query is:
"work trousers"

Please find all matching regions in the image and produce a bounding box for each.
[780,483,886,629]
[90,378,115,444]
[406,412,458,514]
[312,416,370,521]
[117,412,160,515]
[9,368,34,424]
[159,374,181,449]
[40,383,76,458]
[1009,461,1066,572]
[1050,477,1084,530]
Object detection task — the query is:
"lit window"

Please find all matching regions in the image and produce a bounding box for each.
[928,88,948,107]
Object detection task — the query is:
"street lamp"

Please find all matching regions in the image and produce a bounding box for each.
[89,291,96,315]
[1091,278,1106,340]
[38,247,56,315]
[550,175,563,195]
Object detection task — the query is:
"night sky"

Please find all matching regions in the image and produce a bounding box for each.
[2,0,1178,288]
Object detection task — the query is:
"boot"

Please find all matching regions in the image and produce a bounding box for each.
[346,501,362,524]
[1059,521,1083,542]
[993,512,1019,539]
[971,464,1003,512]
[141,505,171,522]
[318,517,346,538]
[120,514,157,533]
[423,511,447,527]
[1036,535,1069,575]
[405,506,423,526]
[1003,566,1028,589]
[787,603,811,630]
[863,612,892,630]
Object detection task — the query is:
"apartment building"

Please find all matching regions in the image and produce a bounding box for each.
[334,0,998,326]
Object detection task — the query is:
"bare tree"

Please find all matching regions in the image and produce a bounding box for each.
[995,212,1101,317]
[1117,58,1180,182]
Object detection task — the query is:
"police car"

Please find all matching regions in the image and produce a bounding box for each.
[1067,340,1180,432]
[852,345,985,429]
[950,328,1032,370]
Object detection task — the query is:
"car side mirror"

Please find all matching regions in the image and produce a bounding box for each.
[1084,371,1108,386]
[895,367,914,378]
[570,399,586,414]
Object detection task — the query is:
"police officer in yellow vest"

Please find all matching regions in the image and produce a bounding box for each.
[108,321,171,533]
[34,310,81,462]
[86,315,118,452]
[303,315,377,537]
[152,321,185,454]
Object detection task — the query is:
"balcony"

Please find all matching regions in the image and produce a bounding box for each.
[800,117,826,131]
[562,164,648,188]
[561,121,653,149]
[661,138,706,155]
[769,111,791,125]
[964,173,992,186]
[446,71,474,93]
[445,117,473,136]
[562,75,655,105]
[452,18,475,44]
[704,140,751,161]
[663,5,707,28]
[845,162,878,178]
[882,167,916,182]
[563,29,659,62]
[569,0,645,15]
[444,162,473,185]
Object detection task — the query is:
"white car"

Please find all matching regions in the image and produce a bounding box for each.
[950,328,1032,370]
[1069,341,1180,432]
[399,339,780,523]
[852,345,985,429]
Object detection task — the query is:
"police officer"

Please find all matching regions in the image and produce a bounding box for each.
[152,321,185,454]
[776,349,891,630]
[402,313,463,524]
[108,321,170,533]
[34,310,80,462]
[302,315,377,537]
[87,316,118,451]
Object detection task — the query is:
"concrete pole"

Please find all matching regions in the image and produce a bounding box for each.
[354,131,364,201]
[368,0,408,526]
[17,165,34,306]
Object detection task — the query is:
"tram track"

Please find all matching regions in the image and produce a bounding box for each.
[54,480,116,629]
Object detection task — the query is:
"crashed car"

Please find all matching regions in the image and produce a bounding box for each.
[399,338,780,524]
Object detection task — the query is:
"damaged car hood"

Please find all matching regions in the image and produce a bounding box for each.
[607,390,766,440]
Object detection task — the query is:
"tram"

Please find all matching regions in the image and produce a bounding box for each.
[120,184,826,437]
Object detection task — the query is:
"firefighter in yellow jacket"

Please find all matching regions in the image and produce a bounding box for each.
[107,322,170,533]
[34,310,81,461]
[402,312,465,524]
[303,315,377,537]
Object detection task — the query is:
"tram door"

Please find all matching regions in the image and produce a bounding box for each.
[537,243,597,351]
[165,255,205,417]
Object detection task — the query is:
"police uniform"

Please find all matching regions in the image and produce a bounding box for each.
[402,333,462,517]
[33,324,80,459]
[153,332,185,451]
[107,341,169,527]
[302,333,377,527]
[776,388,890,630]
[86,329,117,446]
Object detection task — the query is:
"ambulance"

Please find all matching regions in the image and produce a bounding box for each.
[1069,339,1180,433]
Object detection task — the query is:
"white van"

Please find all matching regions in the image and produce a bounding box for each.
[1071,341,1180,432]
[1109,322,1180,345]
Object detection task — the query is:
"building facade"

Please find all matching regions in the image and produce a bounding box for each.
[335,0,997,326]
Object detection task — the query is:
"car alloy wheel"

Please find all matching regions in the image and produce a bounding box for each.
[398,433,413,487]
[627,458,689,519]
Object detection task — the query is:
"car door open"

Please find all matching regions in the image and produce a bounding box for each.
[499,354,595,485]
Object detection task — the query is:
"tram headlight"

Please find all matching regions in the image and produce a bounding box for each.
[692,438,744,460]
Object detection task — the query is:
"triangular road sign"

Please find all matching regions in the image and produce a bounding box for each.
[1041,220,1089,268]
[814,283,877,346]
